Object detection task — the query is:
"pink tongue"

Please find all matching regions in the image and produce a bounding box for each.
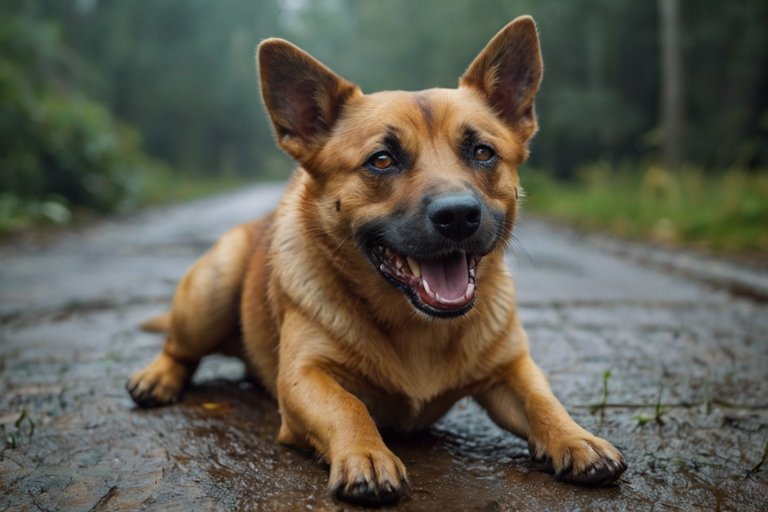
[420,252,469,300]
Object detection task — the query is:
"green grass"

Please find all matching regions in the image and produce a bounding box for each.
[522,164,768,256]
[139,172,252,206]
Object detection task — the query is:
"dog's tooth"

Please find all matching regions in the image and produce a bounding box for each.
[395,258,403,270]
[407,257,421,278]
[465,282,476,300]
[422,279,435,298]
[384,247,394,258]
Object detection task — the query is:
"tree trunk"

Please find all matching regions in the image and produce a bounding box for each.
[659,0,684,170]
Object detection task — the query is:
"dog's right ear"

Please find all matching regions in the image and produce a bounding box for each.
[258,39,360,165]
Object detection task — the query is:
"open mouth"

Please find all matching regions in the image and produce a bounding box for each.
[371,245,479,317]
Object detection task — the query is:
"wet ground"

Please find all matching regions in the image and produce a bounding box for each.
[1,183,766,511]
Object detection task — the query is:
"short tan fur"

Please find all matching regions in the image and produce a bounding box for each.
[127,16,626,505]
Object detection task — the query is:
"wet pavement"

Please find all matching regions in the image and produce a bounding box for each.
[1,183,766,511]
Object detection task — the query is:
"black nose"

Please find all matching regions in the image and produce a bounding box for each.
[427,194,482,241]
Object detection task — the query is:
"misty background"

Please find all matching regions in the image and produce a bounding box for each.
[1,0,766,253]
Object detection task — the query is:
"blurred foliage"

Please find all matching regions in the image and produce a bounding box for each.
[9,0,765,180]
[56,0,288,178]
[0,0,170,233]
[0,0,766,244]
[279,0,768,175]
[523,165,768,255]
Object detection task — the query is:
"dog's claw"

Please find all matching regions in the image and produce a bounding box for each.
[556,454,626,486]
[328,449,410,505]
[126,353,191,408]
[529,435,626,487]
[332,478,409,506]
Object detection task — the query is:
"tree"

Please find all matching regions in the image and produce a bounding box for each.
[659,0,684,170]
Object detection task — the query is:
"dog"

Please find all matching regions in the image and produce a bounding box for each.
[127,16,626,505]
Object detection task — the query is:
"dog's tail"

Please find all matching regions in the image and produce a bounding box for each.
[140,312,172,333]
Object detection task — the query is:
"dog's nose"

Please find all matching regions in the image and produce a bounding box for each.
[427,194,482,241]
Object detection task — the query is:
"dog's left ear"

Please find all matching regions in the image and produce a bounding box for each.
[460,16,543,142]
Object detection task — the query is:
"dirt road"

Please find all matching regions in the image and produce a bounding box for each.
[1,184,766,511]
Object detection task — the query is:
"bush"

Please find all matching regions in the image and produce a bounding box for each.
[0,5,166,234]
[522,164,768,255]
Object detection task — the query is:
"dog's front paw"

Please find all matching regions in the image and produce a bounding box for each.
[328,447,411,505]
[126,353,192,408]
[529,433,626,487]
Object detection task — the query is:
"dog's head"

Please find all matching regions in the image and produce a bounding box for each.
[258,17,542,319]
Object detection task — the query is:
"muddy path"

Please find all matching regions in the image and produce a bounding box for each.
[1,184,766,511]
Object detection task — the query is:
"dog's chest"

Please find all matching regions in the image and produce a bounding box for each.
[353,380,476,432]
[346,329,487,431]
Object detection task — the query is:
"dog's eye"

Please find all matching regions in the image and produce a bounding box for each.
[473,145,496,162]
[366,151,397,172]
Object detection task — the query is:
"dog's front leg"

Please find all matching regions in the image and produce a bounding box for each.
[476,326,626,486]
[275,311,410,505]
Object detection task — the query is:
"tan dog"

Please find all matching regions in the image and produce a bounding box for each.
[127,16,626,505]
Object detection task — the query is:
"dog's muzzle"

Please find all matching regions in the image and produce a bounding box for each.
[359,192,504,318]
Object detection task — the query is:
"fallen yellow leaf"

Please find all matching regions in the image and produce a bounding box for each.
[201,402,229,411]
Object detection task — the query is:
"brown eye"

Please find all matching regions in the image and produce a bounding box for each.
[366,151,397,172]
[474,145,495,162]
[373,153,393,169]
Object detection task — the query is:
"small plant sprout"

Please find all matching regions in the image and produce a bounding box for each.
[634,385,667,427]
[4,408,35,449]
[654,386,667,425]
[634,412,652,426]
[591,370,612,414]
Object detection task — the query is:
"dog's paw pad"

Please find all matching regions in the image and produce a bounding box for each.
[329,449,410,505]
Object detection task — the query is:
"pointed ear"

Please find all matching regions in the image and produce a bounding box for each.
[257,39,359,164]
[460,16,543,142]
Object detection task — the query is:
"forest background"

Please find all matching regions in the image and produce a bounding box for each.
[1,0,766,255]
